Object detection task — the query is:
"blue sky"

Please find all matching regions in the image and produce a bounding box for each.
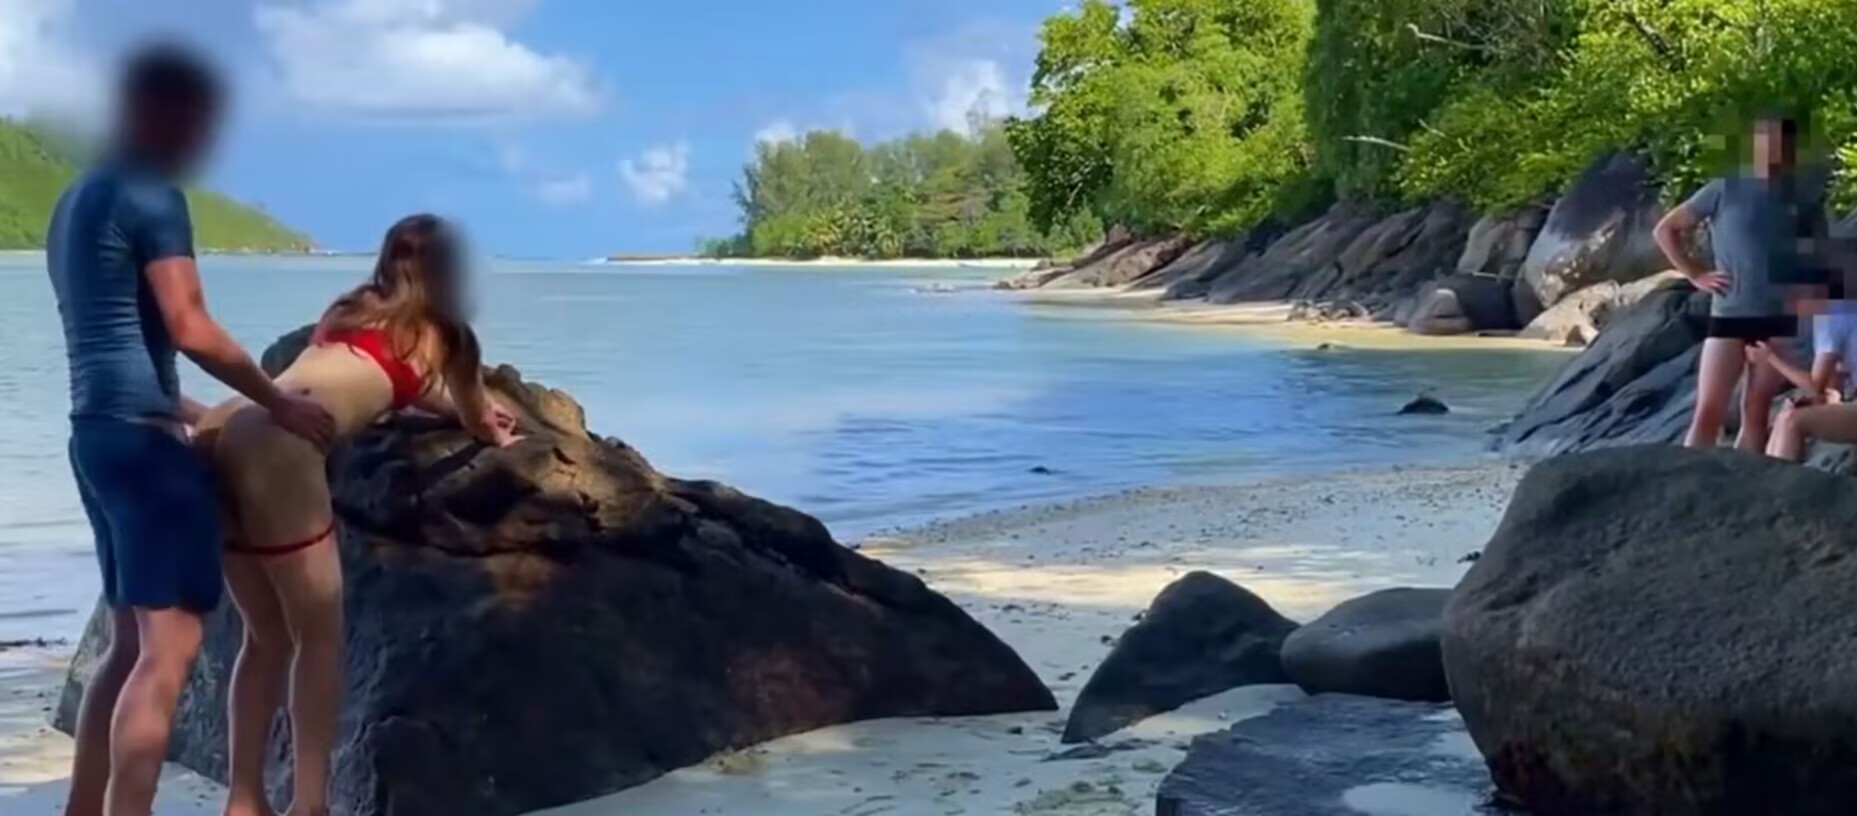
[0,0,1067,257]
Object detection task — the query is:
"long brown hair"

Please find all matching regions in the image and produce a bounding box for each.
[316,214,482,402]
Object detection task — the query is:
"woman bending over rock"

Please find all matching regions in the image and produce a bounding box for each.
[194,214,522,816]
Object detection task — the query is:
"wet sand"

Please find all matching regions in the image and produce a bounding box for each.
[1018,288,1574,353]
[1,461,1522,815]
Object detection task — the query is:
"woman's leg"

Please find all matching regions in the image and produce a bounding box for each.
[1770,400,1810,461]
[1737,343,1793,453]
[224,553,290,816]
[1687,338,1747,448]
[262,530,344,816]
[1779,403,1857,457]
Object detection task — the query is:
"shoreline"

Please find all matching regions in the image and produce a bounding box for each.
[1,459,1526,815]
[603,256,1046,270]
[1014,286,1580,353]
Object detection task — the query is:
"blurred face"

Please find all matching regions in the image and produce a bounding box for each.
[1753,119,1794,173]
[428,236,477,322]
[127,96,219,178]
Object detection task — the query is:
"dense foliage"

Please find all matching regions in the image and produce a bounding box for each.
[0,118,310,251]
[1008,0,1319,236]
[708,126,1097,260]
[1000,0,1857,242]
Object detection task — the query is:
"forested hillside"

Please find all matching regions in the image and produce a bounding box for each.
[1009,0,1857,234]
[0,118,310,252]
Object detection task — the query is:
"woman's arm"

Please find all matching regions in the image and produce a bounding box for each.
[416,375,519,447]
[1750,342,1821,393]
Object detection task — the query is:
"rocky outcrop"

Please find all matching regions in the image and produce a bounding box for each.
[1407,275,1519,335]
[1519,271,1685,346]
[1515,153,1669,322]
[1132,239,1249,295]
[1203,201,1474,323]
[1061,572,1296,744]
[57,330,1056,816]
[1156,696,1494,816]
[1042,236,1192,289]
[1457,205,1550,280]
[1201,201,1383,304]
[1280,588,1451,702]
[1498,282,1709,453]
[1446,447,1857,815]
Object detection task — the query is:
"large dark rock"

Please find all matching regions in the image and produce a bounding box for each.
[1061,572,1296,744]
[1156,695,1498,816]
[1043,236,1192,289]
[1457,204,1549,281]
[56,330,1055,816]
[1201,201,1474,329]
[1203,202,1384,304]
[1519,272,1683,346]
[1446,446,1857,815]
[1517,153,1668,317]
[1133,239,1250,295]
[1407,275,1519,335]
[1280,588,1451,703]
[1499,282,1709,453]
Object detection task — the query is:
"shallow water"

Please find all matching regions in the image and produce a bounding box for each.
[0,256,1567,642]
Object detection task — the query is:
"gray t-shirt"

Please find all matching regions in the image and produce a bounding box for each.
[45,159,196,421]
[1683,174,1826,318]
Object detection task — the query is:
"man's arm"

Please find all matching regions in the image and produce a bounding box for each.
[146,259,287,408]
[1655,181,1728,292]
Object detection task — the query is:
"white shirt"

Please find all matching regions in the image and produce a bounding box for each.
[1813,304,1857,390]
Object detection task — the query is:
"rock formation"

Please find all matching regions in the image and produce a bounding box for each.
[1447,446,1857,815]
[56,328,1056,816]
[1062,572,1295,744]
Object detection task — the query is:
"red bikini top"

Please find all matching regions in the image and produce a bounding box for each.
[312,326,427,409]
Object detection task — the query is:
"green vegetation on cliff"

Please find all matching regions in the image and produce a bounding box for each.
[0,118,311,252]
[707,126,1099,260]
[1002,0,1857,240]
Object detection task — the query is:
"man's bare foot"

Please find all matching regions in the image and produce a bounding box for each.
[223,804,278,816]
[284,806,330,816]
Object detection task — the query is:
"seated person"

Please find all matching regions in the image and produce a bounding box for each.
[1753,300,1857,461]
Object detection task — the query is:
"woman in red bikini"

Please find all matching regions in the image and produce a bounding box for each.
[196,214,520,816]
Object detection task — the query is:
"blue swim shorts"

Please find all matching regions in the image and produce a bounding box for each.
[68,418,223,613]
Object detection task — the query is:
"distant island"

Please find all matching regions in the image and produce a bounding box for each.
[694,124,1098,262]
[0,118,312,253]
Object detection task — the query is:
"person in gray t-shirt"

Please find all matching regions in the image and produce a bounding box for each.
[1655,115,1832,452]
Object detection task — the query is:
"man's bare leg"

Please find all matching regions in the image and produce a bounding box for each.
[103,607,203,816]
[1687,338,1747,448]
[63,607,140,816]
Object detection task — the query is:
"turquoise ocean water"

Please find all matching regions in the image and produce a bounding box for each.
[0,255,1567,642]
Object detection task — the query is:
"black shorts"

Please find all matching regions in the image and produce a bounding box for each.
[1707,316,1798,341]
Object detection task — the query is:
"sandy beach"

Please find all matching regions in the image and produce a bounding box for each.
[1,460,1522,815]
[1017,287,1575,353]
[604,256,1046,270]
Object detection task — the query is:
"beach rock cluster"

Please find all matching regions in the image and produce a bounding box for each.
[1061,572,1295,744]
[1279,588,1452,703]
[1064,572,1458,744]
[55,329,1056,816]
[1003,152,1697,344]
[1446,446,1857,815]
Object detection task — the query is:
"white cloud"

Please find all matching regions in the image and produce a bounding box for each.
[754,120,800,147]
[254,0,602,123]
[923,58,1016,133]
[0,0,101,120]
[908,21,1031,135]
[618,142,690,205]
[534,173,591,206]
